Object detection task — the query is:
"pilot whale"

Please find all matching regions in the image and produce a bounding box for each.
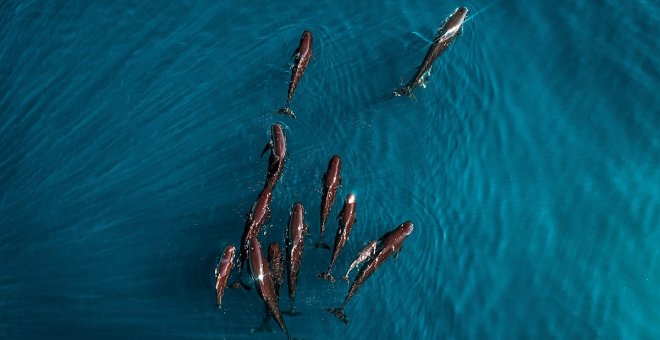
[328,221,414,324]
[248,237,289,338]
[394,7,468,97]
[231,187,273,289]
[341,240,376,282]
[214,245,236,308]
[286,202,308,313]
[318,193,357,282]
[277,31,313,118]
[267,242,285,300]
[316,155,342,249]
[261,124,287,190]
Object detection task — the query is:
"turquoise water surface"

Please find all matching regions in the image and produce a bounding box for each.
[1,1,659,338]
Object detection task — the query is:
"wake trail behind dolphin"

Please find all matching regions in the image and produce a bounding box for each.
[410,31,433,44]
[463,2,497,24]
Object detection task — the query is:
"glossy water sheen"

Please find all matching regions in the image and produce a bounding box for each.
[1,1,659,338]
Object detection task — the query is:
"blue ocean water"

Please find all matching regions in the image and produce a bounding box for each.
[1,0,659,338]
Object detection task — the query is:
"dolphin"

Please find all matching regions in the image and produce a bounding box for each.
[248,237,289,338]
[267,242,285,300]
[328,221,414,324]
[341,240,377,282]
[285,202,308,313]
[231,187,273,289]
[261,124,287,190]
[214,245,236,308]
[316,155,342,249]
[277,31,313,118]
[394,7,468,97]
[318,193,357,282]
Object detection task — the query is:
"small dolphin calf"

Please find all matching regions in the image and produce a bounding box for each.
[267,242,285,300]
[316,155,342,249]
[318,193,357,282]
[278,31,313,118]
[328,221,414,324]
[341,240,376,282]
[214,245,236,308]
[394,7,468,97]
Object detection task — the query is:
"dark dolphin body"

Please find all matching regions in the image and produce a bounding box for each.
[248,237,289,338]
[267,242,285,300]
[261,124,287,190]
[231,187,273,289]
[342,240,377,282]
[316,155,342,249]
[394,7,468,97]
[286,202,308,313]
[318,193,357,282]
[214,245,236,308]
[277,31,313,118]
[328,221,414,324]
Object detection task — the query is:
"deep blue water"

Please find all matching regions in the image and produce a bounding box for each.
[1,0,659,338]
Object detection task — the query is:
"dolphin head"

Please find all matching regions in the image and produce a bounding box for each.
[439,7,469,40]
[292,202,304,215]
[452,7,469,28]
[330,155,341,166]
[225,245,236,259]
[271,123,283,138]
[300,31,313,49]
[271,124,285,156]
[402,221,414,235]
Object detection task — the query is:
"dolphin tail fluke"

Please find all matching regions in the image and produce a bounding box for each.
[283,305,301,316]
[314,241,331,250]
[317,271,335,283]
[341,274,349,282]
[327,307,349,324]
[277,107,296,118]
[229,279,251,290]
[250,322,276,335]
[393,86,412,97]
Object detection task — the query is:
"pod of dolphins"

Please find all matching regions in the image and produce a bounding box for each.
[213,7,468,339]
